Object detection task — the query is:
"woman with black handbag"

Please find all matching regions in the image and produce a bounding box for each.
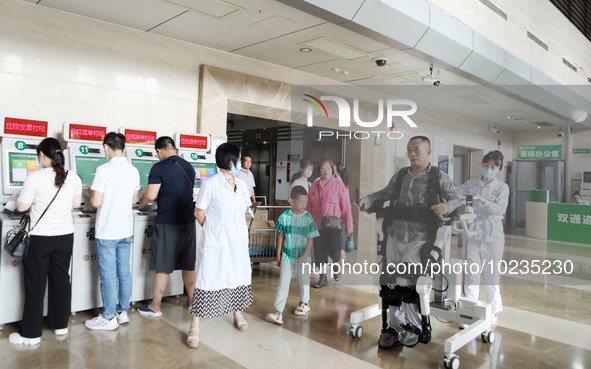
[305,159,353,288]
[9,137,82,346]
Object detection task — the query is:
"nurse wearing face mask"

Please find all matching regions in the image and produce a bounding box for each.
[459,150,510,323]
[187,143,253,348]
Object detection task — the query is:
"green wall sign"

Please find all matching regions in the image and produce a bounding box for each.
[547,203,591,245]
[518,145,562,159]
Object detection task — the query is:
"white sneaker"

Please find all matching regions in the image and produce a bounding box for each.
[294,303,310,316]
[265,311,283,325]
[85,315,119,331]
[116,311,130,325]
[54,328,68,336]
[9,333,41,345]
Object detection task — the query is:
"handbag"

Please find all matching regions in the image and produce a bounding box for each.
[4,184,63,260]
[317,185,343,231]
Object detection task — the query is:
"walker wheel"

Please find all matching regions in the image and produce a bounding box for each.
[481,330,495,344]
[443,355,460,369]
[349,324,363,339]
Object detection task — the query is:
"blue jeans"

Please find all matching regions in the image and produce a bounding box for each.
[96,237,132,320]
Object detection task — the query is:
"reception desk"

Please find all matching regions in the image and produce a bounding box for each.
[526,189,591,245]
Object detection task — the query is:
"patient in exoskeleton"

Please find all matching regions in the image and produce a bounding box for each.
[355,136,462,349]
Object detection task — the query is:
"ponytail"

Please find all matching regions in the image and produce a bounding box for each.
[37,137,67,187]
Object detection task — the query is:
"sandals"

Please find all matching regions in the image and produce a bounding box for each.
[313,274,328,289]
[187,327,199,348]
[234,313,248,331]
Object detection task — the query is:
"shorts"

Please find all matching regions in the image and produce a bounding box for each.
[149,222,196,273]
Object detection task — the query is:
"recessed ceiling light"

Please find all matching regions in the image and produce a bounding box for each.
[342,70,349,76]
[536,126,541,129]
[300,37,369,60]
[299,47,312,53]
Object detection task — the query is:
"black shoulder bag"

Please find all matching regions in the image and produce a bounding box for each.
[4,184,63,260]
[318,184,343,231]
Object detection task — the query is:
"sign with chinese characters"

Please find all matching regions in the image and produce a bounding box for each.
[67,123,107,142]
[3,117,48,138]
[177,133,209,152]
[438,155,449,174]
[517,145,562,159]
[124,129,157,145]
[547,203,591,245]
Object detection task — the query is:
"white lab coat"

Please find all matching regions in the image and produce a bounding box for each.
[195,172,252,291]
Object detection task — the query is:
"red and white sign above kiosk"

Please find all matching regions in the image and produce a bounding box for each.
[175,133,210,153]
[63,123,108,143]
[121,128,158,146]
[1,117,49,138]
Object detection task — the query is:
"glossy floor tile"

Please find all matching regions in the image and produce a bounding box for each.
[1,232,591,368]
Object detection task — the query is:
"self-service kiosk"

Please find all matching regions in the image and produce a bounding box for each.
[0,117,51,328]
[63,122,108,314]
[175,133,218,255]
[120,128,183,304]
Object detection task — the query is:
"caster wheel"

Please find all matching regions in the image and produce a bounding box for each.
[419,329,431,344]
[481,330,495,344]
[349,325,363,339]
[71,312,77,316]
[443,355,460,369]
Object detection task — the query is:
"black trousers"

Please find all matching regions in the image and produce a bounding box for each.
[313,228,341,271]
[20,233,73,338]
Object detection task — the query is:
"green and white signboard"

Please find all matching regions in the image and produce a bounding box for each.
[547,203,591,245]
[518,145,562,159]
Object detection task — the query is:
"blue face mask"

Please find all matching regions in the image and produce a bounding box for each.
[480,168,498,179]
[229,161,241,175]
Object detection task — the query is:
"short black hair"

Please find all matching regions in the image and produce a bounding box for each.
[215,143,240,170]
[241,154,252,161]
[482,150,504,170]
[409,135,431,148]
[103,132,126,151]
[290,185,308,200]
[155,136,176,151]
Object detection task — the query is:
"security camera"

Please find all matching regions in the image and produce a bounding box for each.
[423,77,441,86]
[373,57,389,67]
[558,130,564,137]
[490,126,500,134]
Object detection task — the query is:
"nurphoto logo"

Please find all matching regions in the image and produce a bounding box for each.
[302,94,419,140]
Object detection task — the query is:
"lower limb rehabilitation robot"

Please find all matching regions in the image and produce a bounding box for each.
[348,197,494,369]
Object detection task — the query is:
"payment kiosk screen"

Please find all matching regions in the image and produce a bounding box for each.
[75,156,108,187]
[191,162,217,188]
[9,152,39,186]
[132,159,156,188]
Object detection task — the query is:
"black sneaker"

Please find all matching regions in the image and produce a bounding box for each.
[377,327,401,350]
[399,323,421,347]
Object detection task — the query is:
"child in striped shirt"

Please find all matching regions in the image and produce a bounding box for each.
[265,186,319,324]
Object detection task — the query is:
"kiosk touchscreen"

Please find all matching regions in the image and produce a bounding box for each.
[0,116,50,327]
[63,122,108,313]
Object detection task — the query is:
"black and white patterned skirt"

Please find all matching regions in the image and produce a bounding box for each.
[191,285,253,318]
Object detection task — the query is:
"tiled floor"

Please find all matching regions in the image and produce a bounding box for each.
[1,232,590,368]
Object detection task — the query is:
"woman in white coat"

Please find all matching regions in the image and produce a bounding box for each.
[187,143,253,348]
[459,150,509,322]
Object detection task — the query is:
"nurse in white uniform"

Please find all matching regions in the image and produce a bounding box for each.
[186,143,253,348]
[459,150,510,322]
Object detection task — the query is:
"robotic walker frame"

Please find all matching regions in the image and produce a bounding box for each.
[348,197,494,369]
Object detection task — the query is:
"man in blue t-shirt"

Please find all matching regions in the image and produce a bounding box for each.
[138,136,196,318]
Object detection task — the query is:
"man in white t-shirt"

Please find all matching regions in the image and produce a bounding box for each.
[85,132,140,331]
[236,154,256,204]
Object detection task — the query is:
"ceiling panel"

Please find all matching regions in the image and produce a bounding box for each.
[147,0,325,52]
[36,0,184,31]
[233,22,389,69]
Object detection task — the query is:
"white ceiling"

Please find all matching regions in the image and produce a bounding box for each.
[21,0,584,132]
